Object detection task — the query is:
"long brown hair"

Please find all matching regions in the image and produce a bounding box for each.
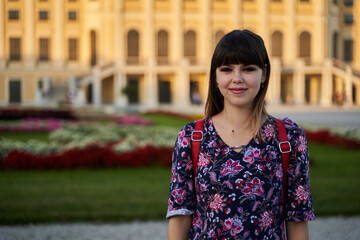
[205,29,271,138]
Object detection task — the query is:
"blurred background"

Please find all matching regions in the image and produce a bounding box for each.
[0,0,360,238]
[1,0,359,110]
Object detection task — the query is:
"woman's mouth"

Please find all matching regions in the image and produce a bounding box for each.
[229,87,247,94]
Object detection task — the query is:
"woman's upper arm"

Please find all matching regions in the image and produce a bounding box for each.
[286,221,309,240]
[168,215,192,240]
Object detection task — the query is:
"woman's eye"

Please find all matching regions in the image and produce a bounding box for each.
[219,67,232,72]
[243,67,256,72]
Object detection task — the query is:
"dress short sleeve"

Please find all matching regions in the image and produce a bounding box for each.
[283,118,316,222]
[166,122,196,219]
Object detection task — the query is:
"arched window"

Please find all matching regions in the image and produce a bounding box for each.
[157,30,169,64]
[90,30,97,66]
[184,30,196,64]
[299,31,311,64]
[127,30,139,64]
[271,31,283,58]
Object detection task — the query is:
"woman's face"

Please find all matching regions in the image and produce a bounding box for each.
[215,64,265,109]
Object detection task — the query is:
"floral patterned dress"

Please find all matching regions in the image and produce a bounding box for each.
[167,116,315,239]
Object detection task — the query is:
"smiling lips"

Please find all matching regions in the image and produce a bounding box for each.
[229,87,248,94]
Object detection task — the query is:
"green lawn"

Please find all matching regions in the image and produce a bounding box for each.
[308,142,360,216]
[0,132,49,142]
[0,168,171,224]
[0,113,359,224]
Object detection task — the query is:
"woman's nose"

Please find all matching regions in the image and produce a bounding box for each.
[232,70,243,83]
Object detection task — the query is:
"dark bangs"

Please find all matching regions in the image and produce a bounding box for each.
[211,30,267,70]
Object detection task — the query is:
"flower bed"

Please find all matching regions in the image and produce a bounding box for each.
[0,123,178,170]
[304,129,360,150]
[0,144,172,170]
[0,108,76,120]
[0,115,152,133]
[0,118,64,132]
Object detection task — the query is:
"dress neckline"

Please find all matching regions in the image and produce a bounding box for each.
[208,116,272,154]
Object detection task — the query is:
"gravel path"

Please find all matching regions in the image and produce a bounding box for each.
[1,217,359,240]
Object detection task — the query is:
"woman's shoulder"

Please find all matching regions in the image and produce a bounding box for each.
[177,119,203,135]
[268,115,306,136]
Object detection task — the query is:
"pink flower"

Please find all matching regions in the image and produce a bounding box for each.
[243,148,262,165]
[193,211,202,229]
[180,137,190,148]
[298,135,307,152]
[264,124,275,138]
[223,217,244,237]
[242,177,265,199]
[172,188,186,204]
[304,210,316,221]
[178,129,185,139]
[209,193,225,212]
[260,211,273,229]
[198,153,210,167]
[275,166,283,179]
[220,159,243,177]
[295,185,310,202]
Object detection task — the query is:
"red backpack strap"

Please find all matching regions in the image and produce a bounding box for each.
[275,118,291,202]
[191,119,205,177]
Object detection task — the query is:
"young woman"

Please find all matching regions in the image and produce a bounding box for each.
[167,30,315,239]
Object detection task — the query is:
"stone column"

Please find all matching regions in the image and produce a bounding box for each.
[173,0,183,63]
[285,0,296,65]
[200,0,211,64]
[114,69,128,108]
[313,0,325,64]
[24,0,35,68]
[0,0,5,68]
[144,60,158,108]
[259,0,270,46]
[231,0,240,29]
[114,0,124,61]
[320,59,333,106]
[268,57,281,105]
[92,68,101,107]
[54,0,64,68]
[344,66,353,107]
[356,84,360,106]
[293,59,305,105]
[144,0,155,63]
[175,59,191,109]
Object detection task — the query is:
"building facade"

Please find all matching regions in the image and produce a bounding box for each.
[1,0,360,112]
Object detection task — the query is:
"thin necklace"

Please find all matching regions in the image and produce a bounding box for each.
[231,145,245,150]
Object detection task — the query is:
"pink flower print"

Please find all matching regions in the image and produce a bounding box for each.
[275,166,283,179]
[295,185,310,202]
[200,183,208,193]
[264,124,275,139]
[178,129,185,139]
[209,193,225,213]
[198,153,210,167]
[298,135,307,152]
[180,137,190,148]
[172,188,186,204]
[304,210,316,221]
[207,140,217,148]
[220,159,243,177]
[242,177,265,199]
[243,148,261,165]
[260,211,273,229]
[223,217,244,237]
[207,229,215,238]
[193,210,203,229]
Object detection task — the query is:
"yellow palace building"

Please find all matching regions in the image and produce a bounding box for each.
[1,0,360,111]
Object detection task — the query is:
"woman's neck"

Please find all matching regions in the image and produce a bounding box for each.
[216,105,252,132]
